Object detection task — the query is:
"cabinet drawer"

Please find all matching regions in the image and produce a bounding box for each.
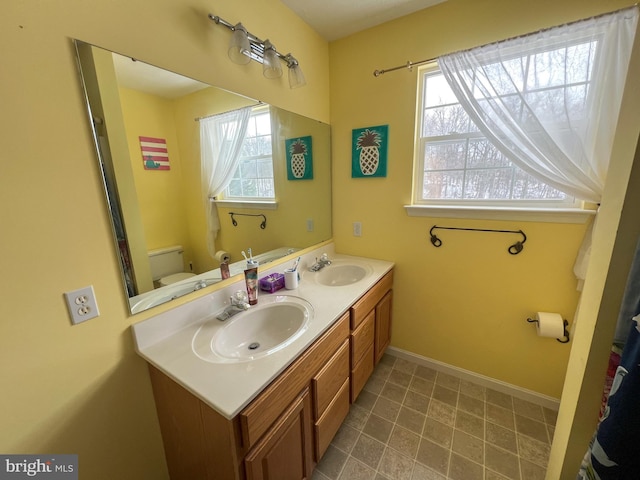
[240,313,349,449]
[314,378,350,461]
[350,344,374,403]
[351,270,393,329]
[350,310,374,366]
[312,340,349,420]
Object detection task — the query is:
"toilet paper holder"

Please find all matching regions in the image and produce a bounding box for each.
[526,317,570,343]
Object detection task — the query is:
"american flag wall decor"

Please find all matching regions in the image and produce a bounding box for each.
[139,136,170,170]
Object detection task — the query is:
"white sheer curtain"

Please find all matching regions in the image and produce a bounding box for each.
[200,106,252,256]
[439,7,638,282]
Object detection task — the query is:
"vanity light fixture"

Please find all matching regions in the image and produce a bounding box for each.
[208,13,306,88]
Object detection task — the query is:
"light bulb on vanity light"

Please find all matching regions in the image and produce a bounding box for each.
[262,40,283,79]
[228,23,251,64]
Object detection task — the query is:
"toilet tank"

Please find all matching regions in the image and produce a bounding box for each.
[148,246,185,281]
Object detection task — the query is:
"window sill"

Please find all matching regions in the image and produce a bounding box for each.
[213,200,278,210]
[404,205,596,224]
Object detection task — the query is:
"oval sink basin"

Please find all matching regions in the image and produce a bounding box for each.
[129,277,222,313]
[315,263,372,287]
[193,296,313,362]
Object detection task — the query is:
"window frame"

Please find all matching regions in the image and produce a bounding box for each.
[219,105,276,204]
[410,63,588,220]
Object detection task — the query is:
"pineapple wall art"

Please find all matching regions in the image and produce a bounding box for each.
[285,136,313,180]
[352,125,388,178]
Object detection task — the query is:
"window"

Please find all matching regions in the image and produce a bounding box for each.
[414,65,576,209]
[222,106,275,201]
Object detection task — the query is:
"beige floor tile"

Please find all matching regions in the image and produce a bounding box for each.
[423,417,454,448]
[355,390,378,411]
[486,389,513,410]
[485,444,520,479]
[381,382,408,403]
[517,434,550,467]
[315,355,550,480]
[316,445,348,479]
[458,392,485,417]
[409,377,434,396]
[351,434,385,470]
[363,414,394,443]
[513,397,544,422]
[416,438,450,475]
[414,365,437,382]
[372,396,402,422]
[404,390,430,413]
[345,404,370,430]
[486,403,515,430]
[411,463,446,480]
[486,421,517,453]
[388,369,413,388]
[520,458,547,480]
[393,358,418,375]
[452,429,484,464]
[460,380,486,400]
[449,452,483,480]
[388,425,421,458]
[435,372,461,391]
[432,384,458,407]
[397,406,426,434]
[428,399,456,426]
[331,424,360,453]
[338,457,376,480]
[378,447,414,480]
[515,414,549,444]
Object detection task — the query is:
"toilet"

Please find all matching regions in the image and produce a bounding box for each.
[148,245,196,286]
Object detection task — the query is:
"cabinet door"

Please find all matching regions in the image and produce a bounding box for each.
[375,290,393,364]
[245,389,314,480]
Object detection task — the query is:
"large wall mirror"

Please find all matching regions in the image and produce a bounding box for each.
[74,40,332,315]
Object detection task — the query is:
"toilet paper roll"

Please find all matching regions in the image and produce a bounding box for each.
[535,312,565,339]
[214,250,230,264]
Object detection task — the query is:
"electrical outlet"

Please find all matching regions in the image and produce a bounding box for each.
[64,285,100,325]
[353,222,362,237]
[306,218,314,232]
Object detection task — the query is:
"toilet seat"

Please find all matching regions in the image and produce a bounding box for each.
[160,272,196,286]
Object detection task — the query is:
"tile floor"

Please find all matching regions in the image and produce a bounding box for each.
[312,354,557,480]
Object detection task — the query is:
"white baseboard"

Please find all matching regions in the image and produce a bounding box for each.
[386,346,560,411]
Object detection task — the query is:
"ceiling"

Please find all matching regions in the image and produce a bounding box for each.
[281,0,447,41]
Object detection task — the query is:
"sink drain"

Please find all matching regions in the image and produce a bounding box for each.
[248,342,260,350]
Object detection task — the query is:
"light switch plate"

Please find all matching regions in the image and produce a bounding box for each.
[64,285,100,325]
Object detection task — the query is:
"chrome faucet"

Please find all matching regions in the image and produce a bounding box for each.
[309,253,332,272]
[216,290,250,321]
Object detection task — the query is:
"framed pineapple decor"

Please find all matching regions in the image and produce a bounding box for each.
[352,125,388,178]
[285,136,313,180]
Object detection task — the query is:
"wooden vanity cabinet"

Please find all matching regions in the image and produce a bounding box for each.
[147,269,393,480]
[349,270,393,402]
[148,312,349,480]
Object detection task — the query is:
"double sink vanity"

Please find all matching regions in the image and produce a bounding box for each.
[132,244,394,480]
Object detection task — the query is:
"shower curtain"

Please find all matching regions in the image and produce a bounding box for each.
[578,236,640,479]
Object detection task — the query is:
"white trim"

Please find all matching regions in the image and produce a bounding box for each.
[213,200,278,210]
[404,204,595,224]
[386,346,560,411]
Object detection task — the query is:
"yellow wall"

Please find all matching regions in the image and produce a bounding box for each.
[0,0,329,478]
[119,87,189,255]
[329,0,635,399]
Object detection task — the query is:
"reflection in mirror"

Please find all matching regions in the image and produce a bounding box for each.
[74,40,331,314]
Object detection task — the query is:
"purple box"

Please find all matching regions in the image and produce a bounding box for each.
[259,273,285,293]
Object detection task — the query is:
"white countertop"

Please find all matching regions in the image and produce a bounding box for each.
[131,244,394,419]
